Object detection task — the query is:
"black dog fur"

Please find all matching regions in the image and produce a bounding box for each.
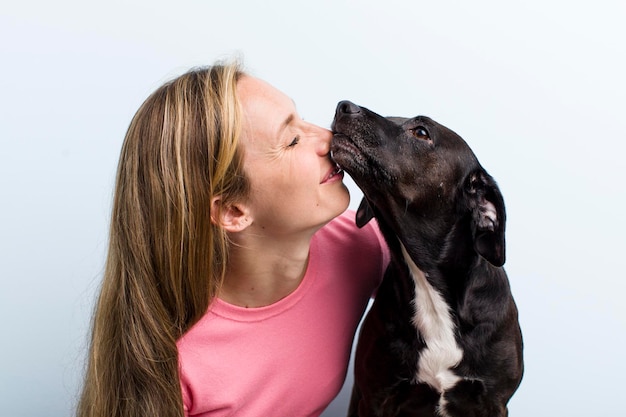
[330,101,523,417]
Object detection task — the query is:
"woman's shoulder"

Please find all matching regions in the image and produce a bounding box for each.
[317,209,389,265]
[312,209,389,295]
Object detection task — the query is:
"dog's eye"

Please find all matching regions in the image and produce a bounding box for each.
[411,127,430,141]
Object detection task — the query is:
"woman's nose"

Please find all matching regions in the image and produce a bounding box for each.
[316,127,333,155]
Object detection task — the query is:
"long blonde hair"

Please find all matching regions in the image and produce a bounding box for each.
[77,62,248,417]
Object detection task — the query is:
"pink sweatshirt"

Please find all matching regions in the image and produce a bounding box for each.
[177,210,389,417]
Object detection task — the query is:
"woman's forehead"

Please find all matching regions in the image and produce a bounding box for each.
[237,76,297,142]
[237,76,293,108]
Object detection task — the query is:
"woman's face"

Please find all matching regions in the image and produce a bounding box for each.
[236,76,349,237]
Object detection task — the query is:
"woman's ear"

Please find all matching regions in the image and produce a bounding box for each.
[210,197,252,233]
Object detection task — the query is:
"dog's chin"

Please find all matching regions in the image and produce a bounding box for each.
[331,134,394,202]
[331,134,367,174]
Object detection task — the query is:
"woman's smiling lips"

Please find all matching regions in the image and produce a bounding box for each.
[321,164,344,184]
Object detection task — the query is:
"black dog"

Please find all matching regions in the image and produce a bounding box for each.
[331,101,523,417]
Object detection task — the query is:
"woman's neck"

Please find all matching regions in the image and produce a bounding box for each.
[218,231,312,308]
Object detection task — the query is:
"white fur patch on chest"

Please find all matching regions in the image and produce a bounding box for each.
[400,244,463,393]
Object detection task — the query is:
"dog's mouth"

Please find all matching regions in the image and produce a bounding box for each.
[330,100,394,190]
[330,132,367,172]
[329,149,341,168]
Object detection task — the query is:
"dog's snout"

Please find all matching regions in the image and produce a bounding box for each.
[336,100,361,116]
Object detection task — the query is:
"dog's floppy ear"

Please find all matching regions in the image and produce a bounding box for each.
[465,170,506,266]
[356,198,375,228]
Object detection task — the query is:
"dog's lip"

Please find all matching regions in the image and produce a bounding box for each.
[331,134,382,184]
[331,133,362,161]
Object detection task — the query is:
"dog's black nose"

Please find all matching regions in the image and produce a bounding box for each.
[336,100,361,115]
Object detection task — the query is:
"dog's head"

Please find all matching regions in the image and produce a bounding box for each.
[331,100,506,267]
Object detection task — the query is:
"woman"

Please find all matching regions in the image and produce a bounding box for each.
[77,61,388,417]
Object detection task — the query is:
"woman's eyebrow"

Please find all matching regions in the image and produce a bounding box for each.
[277,113,295,137]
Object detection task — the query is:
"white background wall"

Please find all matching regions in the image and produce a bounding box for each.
[1,1,625,416]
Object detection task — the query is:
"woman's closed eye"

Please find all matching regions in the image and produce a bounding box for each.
[287,136,300,147]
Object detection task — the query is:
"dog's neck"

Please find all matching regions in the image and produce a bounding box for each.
[400,243,463,394]
[388,211,490,288]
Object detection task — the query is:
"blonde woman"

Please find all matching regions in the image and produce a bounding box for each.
[77,61,388,417]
